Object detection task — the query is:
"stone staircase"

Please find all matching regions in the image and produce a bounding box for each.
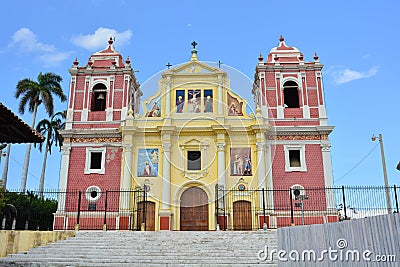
[0,230,278,266]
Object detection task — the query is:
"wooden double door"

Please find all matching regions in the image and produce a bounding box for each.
[180,187,209,231]
[233,200,252,230]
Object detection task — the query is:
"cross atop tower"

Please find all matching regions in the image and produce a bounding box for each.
[191,41,198,49]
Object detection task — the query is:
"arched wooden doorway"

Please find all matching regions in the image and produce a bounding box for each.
[233,200,252,230]
[137,201,155,231]
[180,187,209,231]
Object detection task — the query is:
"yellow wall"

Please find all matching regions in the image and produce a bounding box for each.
[0,231,75,257]
[122,58,266,230]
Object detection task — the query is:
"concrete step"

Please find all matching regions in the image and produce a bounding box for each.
[0,231,278,266]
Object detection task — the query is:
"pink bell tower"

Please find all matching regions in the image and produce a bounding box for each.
[54,38,140,230]
[254,36,335,225]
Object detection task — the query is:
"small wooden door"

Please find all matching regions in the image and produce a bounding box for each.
[180,187,209,231]
[137,201,155,231]
[233,200,252,230]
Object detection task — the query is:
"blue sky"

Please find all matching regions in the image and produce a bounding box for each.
[0,0,399,190]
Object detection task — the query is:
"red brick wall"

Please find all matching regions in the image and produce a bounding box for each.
[272,144,327,210]
[65,147,122,212]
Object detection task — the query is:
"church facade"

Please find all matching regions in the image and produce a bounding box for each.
[54,37,336,231]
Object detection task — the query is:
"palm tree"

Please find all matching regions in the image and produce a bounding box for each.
[15,72,66,192]
[36,111,66,197]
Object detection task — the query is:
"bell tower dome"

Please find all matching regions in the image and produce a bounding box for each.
[66,37,140,130]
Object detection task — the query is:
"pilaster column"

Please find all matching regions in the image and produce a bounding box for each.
[121,144,133,210]
[162,143,171,209]
[218,76,223,115]
[256,142,266,189]
[217,142,226,187]
[165,78,171,116]
[321,140,335,211]
[57,144,71,212]
[265,143,274,209]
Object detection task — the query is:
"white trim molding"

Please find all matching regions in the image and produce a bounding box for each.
[84,147,106,174]
[284,144,307,172]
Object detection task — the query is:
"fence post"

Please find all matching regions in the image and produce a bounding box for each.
[76,191,81,231]
[103,190,108,231]
[222,189,226,230]
[262,188,267,230]
[289,188,295,226]
[215,184,219,231]
[394,185,399,213]
[25,191,33,230]
[341,186,347,220]
[141,186,146,231]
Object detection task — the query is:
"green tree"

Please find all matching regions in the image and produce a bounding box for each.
[15,72,66,192]
[1,191,57,230]
[36,111,66,197]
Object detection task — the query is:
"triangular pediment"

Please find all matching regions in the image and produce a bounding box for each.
[171,61,221,75]
[182,138,201,146]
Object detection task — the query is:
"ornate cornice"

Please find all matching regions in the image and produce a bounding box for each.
[269,135,321,141]
[71,137,122,143]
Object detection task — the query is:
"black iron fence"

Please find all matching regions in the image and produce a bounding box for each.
[215,185,400,230]
[1,185,399,231]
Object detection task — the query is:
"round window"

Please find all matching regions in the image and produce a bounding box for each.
[85,186,101,202]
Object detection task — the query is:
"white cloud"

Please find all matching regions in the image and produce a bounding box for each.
[9,28,55,52]
[71,27,132,50]
[38,52,72,67]
[8,28,70,66]
[332,66,379,84]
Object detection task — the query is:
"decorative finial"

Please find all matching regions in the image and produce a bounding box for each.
[218,60,223,68]
[166,62,172,69]
[125,56,131,64]
[190,41,198,61]
[279,35,284,42]
[73,57,79,66]
[314,52,319,61]
[258,53,264,62]
[108,37,113,45]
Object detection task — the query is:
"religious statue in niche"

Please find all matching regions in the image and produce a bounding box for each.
[203,89,213,112]
[137,148,159,177]
[227,93,243,116]
[188,90,201,113]
[145,97,161,117]
[230,148,252,176]
[176,90,185,113]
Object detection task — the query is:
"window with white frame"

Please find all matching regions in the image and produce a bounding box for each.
[284,145,307,172]
[84,147,106,174]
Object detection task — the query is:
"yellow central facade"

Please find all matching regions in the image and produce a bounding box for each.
[120,49,268,230]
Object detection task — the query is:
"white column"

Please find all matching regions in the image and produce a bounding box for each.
[321,140,335,211]
[265,143,274,209]
[257,142,267,210]
[165,79,171,116]
[121,144,133,210]
[256,142,266,189]
[57,144,71,212]
[217,142,226,188]
[162,143,171,209]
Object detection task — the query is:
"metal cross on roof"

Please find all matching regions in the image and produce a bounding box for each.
[218,60,223,68]
[191,41,198,49]
[166,62,172,69]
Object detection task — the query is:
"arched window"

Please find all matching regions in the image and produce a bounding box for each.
[283,81,299,108]
[92,83,107,111]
